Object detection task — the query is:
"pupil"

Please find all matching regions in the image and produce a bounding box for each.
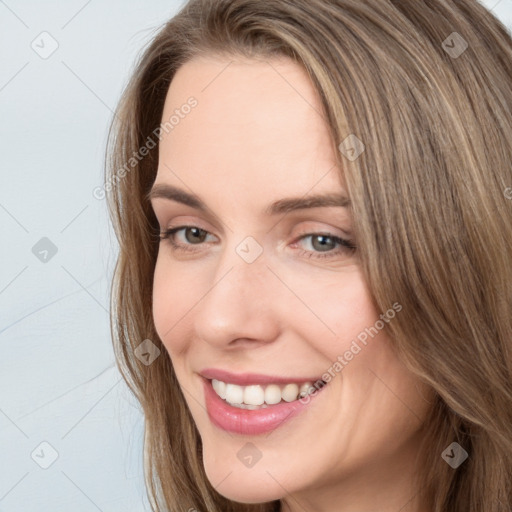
[187,227,206,243]
[313,235,333,252]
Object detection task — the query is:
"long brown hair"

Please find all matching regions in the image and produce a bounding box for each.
[104,1,512,510]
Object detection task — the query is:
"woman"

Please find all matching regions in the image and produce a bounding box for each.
[103,1,512,511]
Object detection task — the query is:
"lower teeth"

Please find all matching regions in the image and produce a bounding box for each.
[227,401,270,409]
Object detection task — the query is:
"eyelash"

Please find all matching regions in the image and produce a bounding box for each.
[158,226,356,260]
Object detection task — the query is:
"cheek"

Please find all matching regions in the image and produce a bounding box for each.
[292,266,381,359]
[153,251,377,332]
[152,251,380,366]
[152,256,195,355]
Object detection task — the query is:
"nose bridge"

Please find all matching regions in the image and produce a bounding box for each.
[193,235,280,345]
[213,233,271,300]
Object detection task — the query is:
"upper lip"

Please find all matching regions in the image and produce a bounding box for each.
[199,368,324,386]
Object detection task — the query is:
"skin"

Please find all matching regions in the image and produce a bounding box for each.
[150,54,434,512]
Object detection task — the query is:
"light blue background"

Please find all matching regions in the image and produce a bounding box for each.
[1,1,511,510]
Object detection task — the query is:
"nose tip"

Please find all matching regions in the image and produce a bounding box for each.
[192,250,281,349]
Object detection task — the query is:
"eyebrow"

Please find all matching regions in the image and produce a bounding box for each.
[146,183,351,215]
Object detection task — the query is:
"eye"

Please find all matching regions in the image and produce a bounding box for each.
[292,233,356,260]
[159,226,215,249]
[158,225,356,260]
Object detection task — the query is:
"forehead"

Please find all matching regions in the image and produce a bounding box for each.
[156,54,345,197]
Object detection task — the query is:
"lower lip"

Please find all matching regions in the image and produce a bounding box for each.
[202,377,327,435]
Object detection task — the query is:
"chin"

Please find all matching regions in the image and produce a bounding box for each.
[203,455,286,504]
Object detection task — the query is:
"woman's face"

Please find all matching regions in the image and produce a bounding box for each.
[150,54,433,509]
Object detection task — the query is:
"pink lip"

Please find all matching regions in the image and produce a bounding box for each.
[200,367,324,386]
[201,376,328,436]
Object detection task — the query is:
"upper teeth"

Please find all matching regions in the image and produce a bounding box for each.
[211,378,321,406]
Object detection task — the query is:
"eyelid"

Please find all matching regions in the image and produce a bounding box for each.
[157,215,218,235]
[160,220,352,242]
[292,222,353,241]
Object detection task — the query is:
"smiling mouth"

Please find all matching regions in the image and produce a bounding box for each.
[209,378,327,409]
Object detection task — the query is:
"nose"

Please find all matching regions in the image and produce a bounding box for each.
[193,241,282,349]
